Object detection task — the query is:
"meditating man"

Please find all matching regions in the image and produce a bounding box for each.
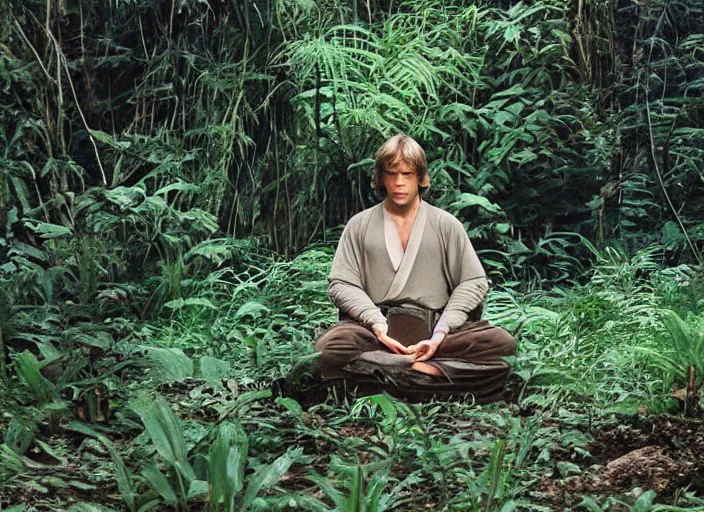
[314,134,516,403]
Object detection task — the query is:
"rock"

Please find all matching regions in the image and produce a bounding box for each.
[604,446,683,493]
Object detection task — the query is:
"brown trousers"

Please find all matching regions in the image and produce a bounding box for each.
[314,315,517,403]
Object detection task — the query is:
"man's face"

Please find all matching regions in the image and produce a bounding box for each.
[381,157,420,209]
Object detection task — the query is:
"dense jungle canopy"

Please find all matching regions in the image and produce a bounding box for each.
[1,0,704,510]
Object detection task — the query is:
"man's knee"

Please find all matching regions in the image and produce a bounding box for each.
[315,337,360,358]
[315,322,385,380]
[446,323,517,356]
[316,324,353,349]
[314,322,376,354]
[491,326,517,357]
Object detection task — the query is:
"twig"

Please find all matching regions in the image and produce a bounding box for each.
[12,20,56,85]
[644,7,701,265]
[58,40,109,186]
[23,9,108,186]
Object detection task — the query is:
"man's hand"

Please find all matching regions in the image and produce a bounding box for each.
[407,340,439,361]
[373,328,411,355]
[407,331,446,361]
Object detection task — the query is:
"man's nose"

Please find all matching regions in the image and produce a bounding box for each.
[394,174,404,185]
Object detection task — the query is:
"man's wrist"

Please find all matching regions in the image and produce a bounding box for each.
[372,322,388,336]
[430,330,446,345]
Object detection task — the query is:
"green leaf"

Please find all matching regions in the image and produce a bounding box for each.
[142,464,178,505]
[14,351,56,405]
[187,480,209,500]
[576,496,605,512]
[307,473,346,508]
[0,261,17,274]
[483,439,507,512]
[239,447,302,511]
[164,298,218,311]
[68,481,98,491]
[155,181,200,196]
[4,505,27,512]
[450,193,503,214]
[632,489,656,510]
[104,186,145,209]
[24,220,73,239]
[208,422,248,511]
[88,129,130,150]
[496,223,511,234]
[498,502,519,512]
[5,416,36,455]
[130,394,196,483]
[198,356,230,385]
[184,238,241,265]
[556,461,582,477]
[71,331,114,350]
[7,241,48,261]
[502,25,521,43]
[234,301,270,320]
[145,347,193,382]
[35,439,68,465]
[275,397,304,419]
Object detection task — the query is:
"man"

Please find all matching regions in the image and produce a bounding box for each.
[314,134,516,403]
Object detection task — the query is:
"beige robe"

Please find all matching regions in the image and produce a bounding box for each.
[327,199,489,337]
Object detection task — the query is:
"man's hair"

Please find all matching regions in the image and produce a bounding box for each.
[372,133,431,196]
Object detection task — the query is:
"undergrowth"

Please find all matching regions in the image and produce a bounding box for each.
[1,243,703,511]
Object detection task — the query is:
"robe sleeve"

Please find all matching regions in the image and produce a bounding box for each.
[327,215,388,334]
[433,215,489,335]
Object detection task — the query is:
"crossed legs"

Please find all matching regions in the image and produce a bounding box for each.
[314,319,516,403]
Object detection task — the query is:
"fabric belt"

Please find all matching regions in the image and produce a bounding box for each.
[338,304,444,332]
[379,303,440,333]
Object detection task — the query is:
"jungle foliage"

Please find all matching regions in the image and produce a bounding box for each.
[1,0,704,510]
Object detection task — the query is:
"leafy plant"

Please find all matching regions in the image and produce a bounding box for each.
[130,393,199,509]
[635,310,704,414]
[306,458,401,512]
[578,490,703,511]
[129,393,302,511]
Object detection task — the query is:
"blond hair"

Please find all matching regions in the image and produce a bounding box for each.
[372,134,430,196]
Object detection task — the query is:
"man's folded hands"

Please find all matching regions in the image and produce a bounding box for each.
[408,331,446,361]
[373,328,447,361]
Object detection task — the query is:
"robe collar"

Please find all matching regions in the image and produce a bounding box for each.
[380,199,428,302]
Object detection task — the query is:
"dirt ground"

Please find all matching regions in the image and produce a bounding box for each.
[537,415,704,509]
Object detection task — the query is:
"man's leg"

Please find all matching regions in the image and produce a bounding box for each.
[315,320,386,380]
[314,318,516,402]
[411,362,443,376]
[425,319,516,402]
[315,320,422,386]
[435,319,516,363]
[278,322,382,403]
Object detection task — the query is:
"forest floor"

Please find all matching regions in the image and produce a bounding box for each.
[1,248,703,511]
